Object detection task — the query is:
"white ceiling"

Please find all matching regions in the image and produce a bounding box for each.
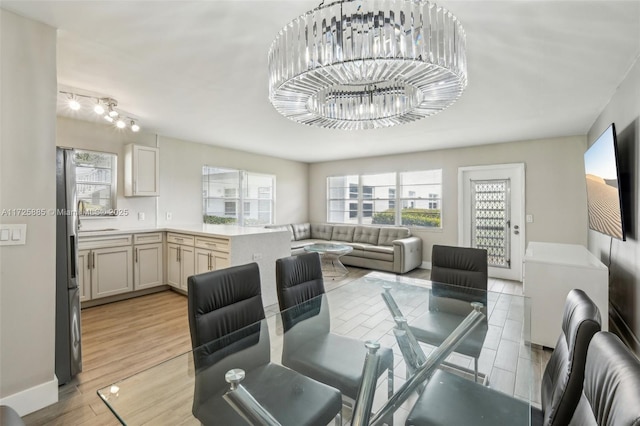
[3,1,640,163]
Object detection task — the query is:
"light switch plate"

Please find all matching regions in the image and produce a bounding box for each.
[0,224,27,246]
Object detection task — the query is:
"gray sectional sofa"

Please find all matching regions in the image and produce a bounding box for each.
[267,223,423,274]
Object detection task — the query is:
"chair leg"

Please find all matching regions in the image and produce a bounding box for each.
[388,365,394,399]
[474,357,479,383]
[335,411,342,426]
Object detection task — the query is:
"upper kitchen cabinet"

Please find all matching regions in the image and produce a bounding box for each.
[124,144,159,196]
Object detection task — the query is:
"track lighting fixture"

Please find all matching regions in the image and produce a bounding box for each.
[67,94,81,111]
[59,90,141,132]
[93,100,105,115]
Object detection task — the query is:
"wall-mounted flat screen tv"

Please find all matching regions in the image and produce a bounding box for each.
[584,123,626,241]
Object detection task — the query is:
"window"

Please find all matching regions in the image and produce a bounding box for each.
[202,166,275,226]
[74,150,117,216]
[327,170,442,228]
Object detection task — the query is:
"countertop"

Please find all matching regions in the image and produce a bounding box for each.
[78,224,288,238]
[524,241,607,269]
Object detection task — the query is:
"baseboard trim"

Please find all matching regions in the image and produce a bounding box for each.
[609,305,640,356]
[420,261,431,270]
[0,376,58,416]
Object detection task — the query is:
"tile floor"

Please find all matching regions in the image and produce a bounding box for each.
[266,266,551,424]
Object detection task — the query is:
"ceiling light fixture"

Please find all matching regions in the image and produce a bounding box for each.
[58,91,141,132]
[93,100,105,115]
[67,94,81,111]
[268,0,467,130]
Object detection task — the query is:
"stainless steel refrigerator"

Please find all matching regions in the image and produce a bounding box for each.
[55,147,82,384]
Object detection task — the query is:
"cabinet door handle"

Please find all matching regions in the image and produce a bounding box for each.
[208,253,212,270]
[87,251,92,270]
[91,252,96,270]
[135,248,138,263]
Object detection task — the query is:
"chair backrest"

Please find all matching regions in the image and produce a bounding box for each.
[187,262,265,349]
[276,252,325,311]
[569,332,640,426]
[541,289,601,426]
[430,245,488,290]
[430,245,488,310]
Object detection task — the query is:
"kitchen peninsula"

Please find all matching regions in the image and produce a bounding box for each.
[78,225,291,307]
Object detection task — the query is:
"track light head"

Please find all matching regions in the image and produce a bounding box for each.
[68,94,81,111]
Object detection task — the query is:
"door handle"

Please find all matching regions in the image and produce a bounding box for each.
[135,248,138,263]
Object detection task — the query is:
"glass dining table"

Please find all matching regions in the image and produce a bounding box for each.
[97,272,533,425]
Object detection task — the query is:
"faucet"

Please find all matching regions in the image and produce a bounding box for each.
[77,199,86,230]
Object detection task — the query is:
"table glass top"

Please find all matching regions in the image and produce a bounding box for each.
[303,243,354,254]
[97,272,532,425]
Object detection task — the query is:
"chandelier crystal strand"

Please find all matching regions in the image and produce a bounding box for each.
[268,0,467,130]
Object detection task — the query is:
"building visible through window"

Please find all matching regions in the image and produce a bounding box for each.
[327,170,442,228]
[202,166,275,226]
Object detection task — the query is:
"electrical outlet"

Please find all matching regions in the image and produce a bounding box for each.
[138,212,145,221]
[252,253,262,261]
[166,212,172,221]
[526,214,533,223]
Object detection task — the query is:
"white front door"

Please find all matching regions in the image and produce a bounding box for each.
[458,164,525,281]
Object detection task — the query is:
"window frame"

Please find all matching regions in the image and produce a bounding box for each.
[326,169,443,228]
[74,149,118,217]
[202,166,276,226]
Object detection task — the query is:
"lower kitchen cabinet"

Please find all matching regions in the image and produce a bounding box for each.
[195,247,230,274]
[78,249,91,302]
[167,242,194,291]
[134,242,164,290]
[80,246,133,300]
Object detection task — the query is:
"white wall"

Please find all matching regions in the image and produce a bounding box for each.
[157,135,308,227]
[587,57,640,354]
[0,9,58,414]
[310,135,588,262]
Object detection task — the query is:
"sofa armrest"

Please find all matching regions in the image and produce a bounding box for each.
[393,236,423,273]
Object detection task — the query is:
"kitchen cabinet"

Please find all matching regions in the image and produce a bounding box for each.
[77,249,91,302]
[78,234,134,301]
[194,235,230,274]
[124,144,159,196]
[166,233,194,291]
[133,233,164,290]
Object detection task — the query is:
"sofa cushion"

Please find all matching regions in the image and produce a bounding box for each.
[265,224,294,241]
[311,224,334,240]
[378,227,411,246]
[362,245,394,261]
[353,226,381,245]
[292,223,311,240]
[331,225,355,242]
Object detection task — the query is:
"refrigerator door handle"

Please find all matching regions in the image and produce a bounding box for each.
[69,235,77,279]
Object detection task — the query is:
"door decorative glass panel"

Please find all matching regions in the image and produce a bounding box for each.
[471,179,510,268]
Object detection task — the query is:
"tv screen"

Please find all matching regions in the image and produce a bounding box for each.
[584,123,626,241]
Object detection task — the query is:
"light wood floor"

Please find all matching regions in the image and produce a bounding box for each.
[23,291,191,426]
[23,267,546,425]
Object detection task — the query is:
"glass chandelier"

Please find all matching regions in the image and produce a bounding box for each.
[268,0,467,130]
